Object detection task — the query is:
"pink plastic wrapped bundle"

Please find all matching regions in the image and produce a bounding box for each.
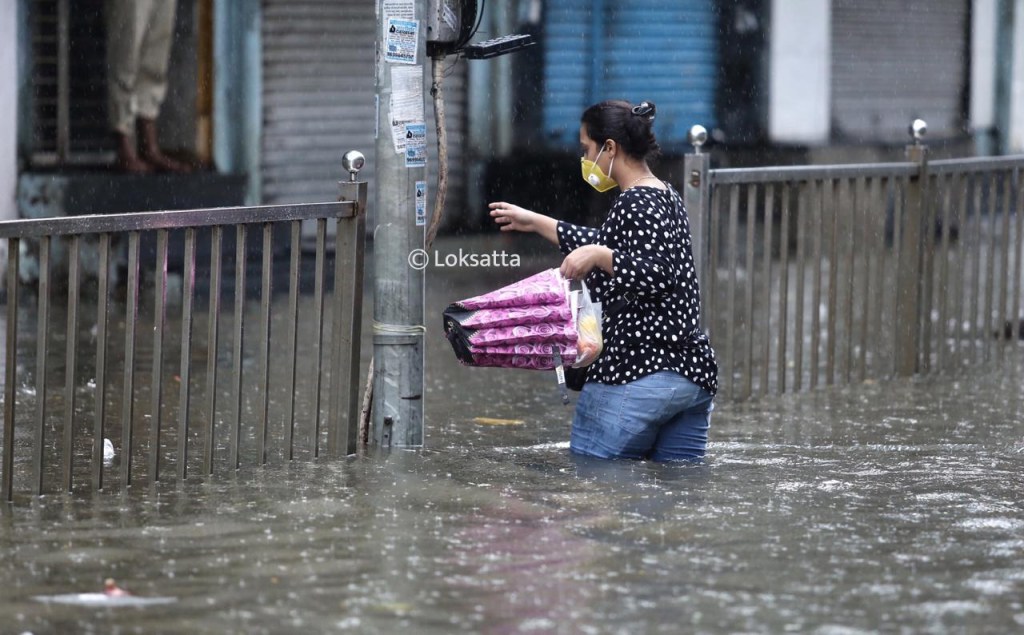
[443,269,577,370]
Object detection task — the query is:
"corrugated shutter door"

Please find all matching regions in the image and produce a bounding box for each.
[832,0,968,142]
[542,0,718,149]
[261,1,467,214]
[261,1,375,204]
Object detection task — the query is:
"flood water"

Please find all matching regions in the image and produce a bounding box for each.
[2,234,1024,633]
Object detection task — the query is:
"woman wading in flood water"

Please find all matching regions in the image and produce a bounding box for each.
[489,99,718,461]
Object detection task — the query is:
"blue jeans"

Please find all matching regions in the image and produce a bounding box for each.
[570,371,714,461]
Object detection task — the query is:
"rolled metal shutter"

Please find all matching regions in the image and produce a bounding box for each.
[831,0,968,142]
[261,0,466,220]
[542,0,719,149]
[261,1,375,204]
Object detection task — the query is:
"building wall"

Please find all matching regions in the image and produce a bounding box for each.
[258,0,467,229]
[768,0,831,144]
[971,0,997,151]
[831,0,969,143]
[1010,0,1024,152]
[1,0,17,224]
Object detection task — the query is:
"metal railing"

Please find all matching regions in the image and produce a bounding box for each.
[684,124,1024,401]
[1,154,367,501]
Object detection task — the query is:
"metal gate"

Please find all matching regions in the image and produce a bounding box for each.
[684,125,1024,401]
[1,158,367,501]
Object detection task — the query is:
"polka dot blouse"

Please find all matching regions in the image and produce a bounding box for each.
[557,185,719,395]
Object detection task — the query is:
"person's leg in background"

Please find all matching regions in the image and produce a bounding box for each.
[135,0,189,172]
[106,0,149,172]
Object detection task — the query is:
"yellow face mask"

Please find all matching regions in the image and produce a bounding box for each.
[581,146,617,192]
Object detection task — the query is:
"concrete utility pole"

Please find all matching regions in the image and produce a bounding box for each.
[372,0,428,447]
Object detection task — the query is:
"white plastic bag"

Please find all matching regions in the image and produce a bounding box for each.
[573,283,603,367]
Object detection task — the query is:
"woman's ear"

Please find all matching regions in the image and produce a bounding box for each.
[604,140,617,157]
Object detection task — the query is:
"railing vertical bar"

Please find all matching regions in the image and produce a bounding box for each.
[334,195,366,455]
[871,178,889,378]
[3,238,20,502]
[121,232,141,487]
[93,234,110,491]
[312,219,327,457]
[858,178,874,381]
[149,230,169,483]
[706,185,722,340]
[328,217,349,454]
[284,221,301,461]
[793,181,807,392]
[742,184,757,400]
[919,176,937,374]
[936,174,954,373]
[61,235,80,492]
[890,177,904,377]
[257,223,273,465]
[203,226,222,475]
[810,180,825,390]
[33,235,50,496]
[978,174,995,362]
[760,184,774,396]
[725,185,740,399]
[845,178,861,384]
[969,174,983,364]
[997,171,1013,359]
[177,228,197,482]
[231,225,247,470]
[826,179,841,386]
[776,184,790,394]
[952,174,969,367]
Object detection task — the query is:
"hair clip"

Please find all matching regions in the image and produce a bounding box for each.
[631,102,654,118]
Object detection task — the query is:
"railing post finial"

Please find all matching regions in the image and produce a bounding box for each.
[909,119,927,146]
[342,150,366,182]
[688,125,708,155]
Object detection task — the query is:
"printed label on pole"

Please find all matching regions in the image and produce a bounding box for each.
[415,180,427,226]
[382,0,415,23]
[404,123,426,168]
[389,66,423,153]
[385,18,418,64]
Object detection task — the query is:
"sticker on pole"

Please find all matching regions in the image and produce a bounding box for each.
[415,180,427,226]
[385,18,418,64]
[405,123,426,168]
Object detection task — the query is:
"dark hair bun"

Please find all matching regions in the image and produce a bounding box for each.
[581,99,662,163]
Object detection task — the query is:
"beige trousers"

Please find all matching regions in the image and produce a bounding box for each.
[106,0,178,134]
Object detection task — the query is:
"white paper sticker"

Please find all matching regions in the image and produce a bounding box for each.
[405,123,427,168]
[382,0,415,22]
[385,18,418,64]
[415,180,427,226]
[389,66,424,154]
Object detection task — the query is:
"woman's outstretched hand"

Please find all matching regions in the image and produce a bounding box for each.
[489,202,559,245]
[489,202,539,232]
